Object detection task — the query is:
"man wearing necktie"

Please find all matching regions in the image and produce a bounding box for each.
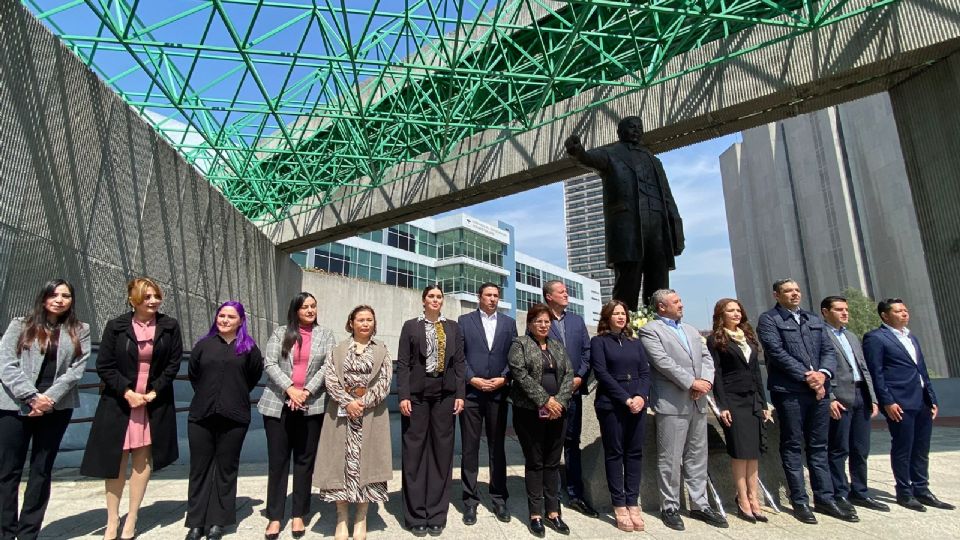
[819,296,888,513]
[564,116,685,311]
[756,279,855,524]
[863,298,954,512]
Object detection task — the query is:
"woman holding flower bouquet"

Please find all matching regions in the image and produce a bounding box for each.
[257,292,335,540]
[590,300,651,532]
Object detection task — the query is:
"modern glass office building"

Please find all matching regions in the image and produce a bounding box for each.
[294,214,602,325]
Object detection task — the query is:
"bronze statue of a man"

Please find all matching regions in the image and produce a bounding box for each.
[565,116,684,312]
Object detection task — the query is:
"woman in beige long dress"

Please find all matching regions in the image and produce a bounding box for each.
[314,305,393,540]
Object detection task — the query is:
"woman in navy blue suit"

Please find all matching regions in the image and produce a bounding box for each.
[590,300,650,532]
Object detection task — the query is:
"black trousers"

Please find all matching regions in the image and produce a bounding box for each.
[459,393,509,507]
[263,408,323,520]
[828,384,872,499]
[596,406,645,506]
[401,379,456,528]
[186,415,249,528]
[514,406,566,517]
[611,211,669,312]
[562,393,584,499]
[0,409,72,540]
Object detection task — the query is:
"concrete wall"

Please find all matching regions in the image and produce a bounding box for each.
[719,93,949,376]
[300,270,529,355]
[0,2,302,343]
[890,51,960,377]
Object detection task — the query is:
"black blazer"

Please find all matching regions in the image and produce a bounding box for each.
[706,335,767,411]
[590,333,650,411]
[81,312,183,478]
[397,318,465,401]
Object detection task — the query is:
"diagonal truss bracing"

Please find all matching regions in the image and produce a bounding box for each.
[25,0,899,222]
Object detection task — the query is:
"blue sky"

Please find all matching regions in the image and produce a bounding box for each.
[447,134,742,329]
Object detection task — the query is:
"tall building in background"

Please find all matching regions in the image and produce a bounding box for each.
[564,174,614,303]
[719,92,950,377]
[293,213,603,325]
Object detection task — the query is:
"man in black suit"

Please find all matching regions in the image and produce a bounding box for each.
[457,283,517,525]
[820,296,888,513]
[756,279,855,524]
[863,298,954,512]
[543,280,598,518]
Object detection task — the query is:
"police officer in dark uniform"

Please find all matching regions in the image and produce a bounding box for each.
[565,117,685,312]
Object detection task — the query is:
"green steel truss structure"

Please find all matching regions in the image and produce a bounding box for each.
[26,0,898,222]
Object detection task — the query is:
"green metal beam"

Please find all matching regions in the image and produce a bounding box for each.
[25,0,900,221]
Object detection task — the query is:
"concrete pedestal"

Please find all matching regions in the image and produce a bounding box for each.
[578,389,792,515]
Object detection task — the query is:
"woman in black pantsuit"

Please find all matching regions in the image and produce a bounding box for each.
[184,302,263,540]
[397,285,465,537]
[590,300,650,533]
[707,298,772,523]
[508,303,574,538]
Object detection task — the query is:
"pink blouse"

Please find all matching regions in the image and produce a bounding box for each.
[291,326,312,389]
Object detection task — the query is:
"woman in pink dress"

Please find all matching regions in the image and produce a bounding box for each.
[81,278,183,540]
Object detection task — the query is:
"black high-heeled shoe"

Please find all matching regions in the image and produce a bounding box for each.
[753,511,769,522]
[735,495,756,523]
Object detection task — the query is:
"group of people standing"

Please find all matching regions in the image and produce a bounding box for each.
[0,275,953,540]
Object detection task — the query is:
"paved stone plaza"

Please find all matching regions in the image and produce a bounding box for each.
[32,422,960,539]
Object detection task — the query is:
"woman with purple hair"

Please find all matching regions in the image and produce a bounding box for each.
[184,301,264,540]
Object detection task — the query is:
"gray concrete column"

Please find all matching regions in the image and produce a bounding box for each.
[889,51,960,378]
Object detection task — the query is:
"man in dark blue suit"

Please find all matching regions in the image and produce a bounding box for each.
[863,298,955,512]
[757,279,856,524]
[458,283,517,525]
[543,279,597,517]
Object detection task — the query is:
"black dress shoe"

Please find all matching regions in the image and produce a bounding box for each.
[814,501,859,522]
[545,515,570,534]
[792,504,818,524]
[835,496,855,513]
[660,508,685,531]
[462,506,477,525]
[207,525,225,540]
[897,496,927,512]
[736,507,757,523]
[849,495,891,512]
[410,524,429,537]
[566,498,599,518]
[493,503,511,523]
[427,525,444,537]
[264,533,279,540]
[185,528,205,540]
[689,508,729,528]
[916,493,956,510]
[291,528,305,540]
[752,511,768,523]
[528,518,545,538]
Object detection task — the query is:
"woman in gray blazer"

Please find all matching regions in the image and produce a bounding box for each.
[508,303,574,538]
[0,279,91,540]
[258,292,334,540]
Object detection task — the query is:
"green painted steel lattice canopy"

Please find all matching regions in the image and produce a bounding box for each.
[25,0,897,223]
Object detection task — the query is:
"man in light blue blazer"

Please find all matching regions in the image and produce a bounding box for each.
[639,289,726,531]
[863,298,954,512]
[543,279,597,518]
[458,283,517,524]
